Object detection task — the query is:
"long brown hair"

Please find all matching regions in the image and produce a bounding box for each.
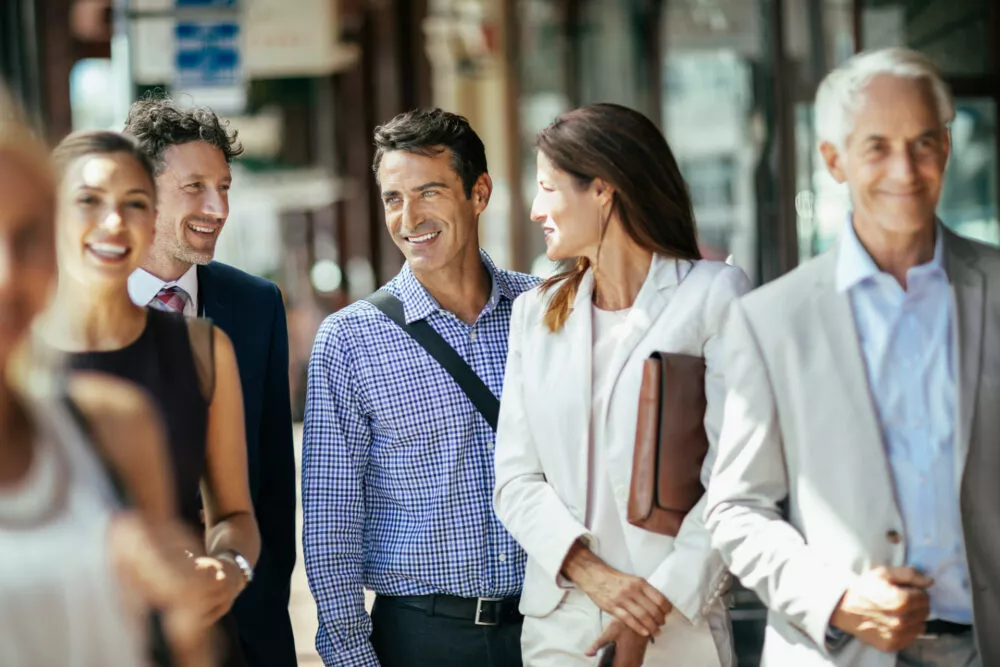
[536,103,701,332]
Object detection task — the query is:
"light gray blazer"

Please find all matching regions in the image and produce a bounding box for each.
[706,227,1000,667]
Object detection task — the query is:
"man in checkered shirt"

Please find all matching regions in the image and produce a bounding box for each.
[302,108,539,667]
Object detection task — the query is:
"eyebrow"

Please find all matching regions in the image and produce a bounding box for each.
[179,173,233,182]
[78,185,152,196]
[380,181,449,199]
[863,128,940,143]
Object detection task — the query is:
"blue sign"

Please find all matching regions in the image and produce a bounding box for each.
[175,21,241,89]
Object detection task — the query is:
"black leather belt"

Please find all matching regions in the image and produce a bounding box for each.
[922,620,973,637]
[383,595,523,626]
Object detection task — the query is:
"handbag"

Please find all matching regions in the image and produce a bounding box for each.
[627,351,709,537]
[365,290,500,431]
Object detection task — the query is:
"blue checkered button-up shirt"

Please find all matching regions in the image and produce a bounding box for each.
[302,251,538,666]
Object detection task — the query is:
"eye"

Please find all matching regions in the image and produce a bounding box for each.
[384,196,402,207]
[185,182,204,192]
[422,190,438,198]
[220,184,231,192]
[76,195,99,206]
[127,200,150,210]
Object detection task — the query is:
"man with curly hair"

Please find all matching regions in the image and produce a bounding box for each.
[124,97,297,667]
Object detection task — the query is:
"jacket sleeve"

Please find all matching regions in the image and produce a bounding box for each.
[646,265,751,622]
[705,299,857,651]
[493,297,594,586]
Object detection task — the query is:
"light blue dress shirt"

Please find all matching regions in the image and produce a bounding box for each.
[836,220,972,624]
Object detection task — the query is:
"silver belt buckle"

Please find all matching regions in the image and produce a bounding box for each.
[475,597,503,626]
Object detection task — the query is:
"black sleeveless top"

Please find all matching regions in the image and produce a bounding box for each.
[66,308,246,667]
[66,308,209,530]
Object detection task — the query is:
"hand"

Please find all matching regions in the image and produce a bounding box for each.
[562,541,672,638]
[189,555,246,626]
[107,513,213,664]
[586,619,650,667]
[830,566,932,653]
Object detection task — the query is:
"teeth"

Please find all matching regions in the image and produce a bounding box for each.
[188,224,215,234]
[408,232,438,243]
[90,243,127,256]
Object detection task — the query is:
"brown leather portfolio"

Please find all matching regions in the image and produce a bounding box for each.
[627,351,709,537]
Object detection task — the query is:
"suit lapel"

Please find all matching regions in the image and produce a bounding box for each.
[812,250,898,499]
[944,230,984,482]
[197,263,231,332]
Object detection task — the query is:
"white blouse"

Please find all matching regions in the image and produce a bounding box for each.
[587,304,634,573]
[0,397,146,667]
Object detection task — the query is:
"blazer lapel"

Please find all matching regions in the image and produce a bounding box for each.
[598,255,680,425]
[944,230,984,482]
[812,250,898,498]
[197,263,231,331]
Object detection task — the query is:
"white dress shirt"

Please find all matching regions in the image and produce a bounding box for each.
[128,265,200,316]
[836,219,972,624]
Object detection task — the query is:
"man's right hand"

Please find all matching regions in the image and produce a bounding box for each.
[830,566,933,653]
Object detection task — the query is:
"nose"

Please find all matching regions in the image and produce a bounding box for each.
[102,208,125,231]
[203,187,229,220]
[401,198,424,231]
[0,243,12,293]
[529,195,547,223]
[888,146,919,184]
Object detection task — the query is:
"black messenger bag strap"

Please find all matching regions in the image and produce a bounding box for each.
[365,290,500,431]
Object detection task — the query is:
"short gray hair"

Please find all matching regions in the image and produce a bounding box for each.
[815,47,954,149]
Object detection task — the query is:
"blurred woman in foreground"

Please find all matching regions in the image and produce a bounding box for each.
[0,99,209,664]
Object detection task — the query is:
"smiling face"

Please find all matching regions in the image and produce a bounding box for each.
[0,149,55,363]
[56,151,156,289]
[377,148,489,277]
[820,74,950,238]
[530,150,607,262]
[151,141,231,271]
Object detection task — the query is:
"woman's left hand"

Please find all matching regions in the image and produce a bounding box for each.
[586,619,650,667]
[190,555,245,626]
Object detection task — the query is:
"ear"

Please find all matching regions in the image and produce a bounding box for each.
[471,172,493,215]
[941,126,952,166]
[819,141,848,184]
[592,178,615,207]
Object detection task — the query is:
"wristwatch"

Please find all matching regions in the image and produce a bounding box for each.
[217,550,254,585]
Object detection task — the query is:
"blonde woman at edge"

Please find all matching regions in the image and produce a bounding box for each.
[0,97,210,665]
[493,103,750,667]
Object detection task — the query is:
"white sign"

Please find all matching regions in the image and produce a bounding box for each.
[128,0,359,84]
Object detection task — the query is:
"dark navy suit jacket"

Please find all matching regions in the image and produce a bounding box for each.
[198,261,297,667]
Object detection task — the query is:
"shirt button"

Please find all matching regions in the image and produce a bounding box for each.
[470,329,478,342]
[887,529,903,545]
[498,553,507,562]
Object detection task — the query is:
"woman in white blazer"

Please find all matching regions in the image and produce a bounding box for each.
[493,103,751,667]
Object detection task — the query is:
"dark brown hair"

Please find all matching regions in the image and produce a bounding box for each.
[537,103,701,332]
[52,131,157,191]
[123,96,243,176]
[372,108,487,198]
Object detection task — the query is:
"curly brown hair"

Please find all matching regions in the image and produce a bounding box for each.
[123,96,243,175]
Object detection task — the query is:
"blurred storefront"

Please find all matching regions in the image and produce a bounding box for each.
[8,0,999,416]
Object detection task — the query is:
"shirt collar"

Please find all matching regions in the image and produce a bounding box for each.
[835,217,946,294]
[128,264,200,309]
[394,249,512,324]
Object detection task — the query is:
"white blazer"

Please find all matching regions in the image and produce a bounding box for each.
[494,255,751,661]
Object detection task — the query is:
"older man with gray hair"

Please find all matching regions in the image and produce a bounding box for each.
[706,47,1000,667]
